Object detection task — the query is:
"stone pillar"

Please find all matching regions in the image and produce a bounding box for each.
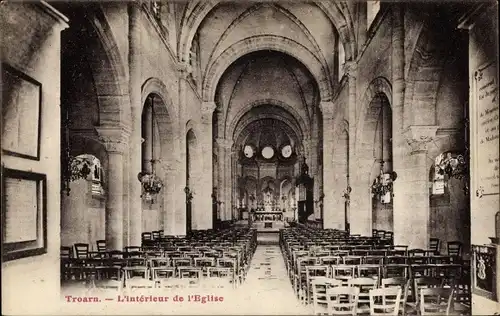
[224,143,233,220]
[350,151,375,236]
[163,157,185,236]
[345,60,360,234]
[128,2,142,247]
[199,102,216,229]
[393,126,438,249]
[97,127,130,250]
[216,138,232,221]
[321,101,343,229]
[216,138,225,221]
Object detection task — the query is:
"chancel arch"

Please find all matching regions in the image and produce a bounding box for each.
[3,2,494,314]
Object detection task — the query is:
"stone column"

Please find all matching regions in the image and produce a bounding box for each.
[128,2,142,247]
[321,101,343,229]
[393,126,438,249]
[224,142,233,220]
[216,138,230,221]
[97,127,130,250]
[345,61,360,234]
[198,102,216,229]
[350,150,375,236]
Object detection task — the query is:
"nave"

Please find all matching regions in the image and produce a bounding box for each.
[1,1,498,315]
[60,223,470,315]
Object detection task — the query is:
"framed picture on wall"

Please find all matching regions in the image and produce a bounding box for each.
[1,167,47,261]
[472,244,498,301]
[1,63,42,160]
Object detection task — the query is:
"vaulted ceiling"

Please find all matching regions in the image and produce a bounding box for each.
[181,1,354,146]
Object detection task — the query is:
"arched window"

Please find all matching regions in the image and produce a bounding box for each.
[73,154,104,196]
[338,41,345,80]
[151,1,161,20]
[367,1,381,29]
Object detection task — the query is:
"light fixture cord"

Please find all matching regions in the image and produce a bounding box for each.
[380,102,384,173]
[151,95,155,175]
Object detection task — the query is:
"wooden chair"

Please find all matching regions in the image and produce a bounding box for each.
[152,267,176,289]
[447,241,462,258]
[96,240,106,252]
[326,286,359,316]
[408,277,443,310]
[74,243,89,259]
[206,267,233,289]
[419,287,454,316]
[429,238,441,254]
[151,230,161,240]
[305,265,330,304]
[311,278,342,315]
[369,287,402,316]
[124,246,142,252]
[331,265,356,286]
[61,246,72,258]
[348,277,378,314]
[381,277,411,315]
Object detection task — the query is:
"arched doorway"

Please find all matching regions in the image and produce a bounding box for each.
[369,93,394,233]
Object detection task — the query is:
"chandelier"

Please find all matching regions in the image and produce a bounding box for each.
[61,104,93,195]
[138,95,163,202]
[435,151,467,179]
[370,104,397,203]
[342,186,352,205]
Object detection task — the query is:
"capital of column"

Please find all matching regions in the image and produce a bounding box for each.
[344,61,358,79]
[176,61,193,80]
[216,137,233,149]
[319,101,336,119]
[201,101,217,121]
[404,125,439,154]
[96,126,131,154]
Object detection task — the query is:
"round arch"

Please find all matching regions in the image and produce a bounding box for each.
[203,36,332,101]
[226,99,309,141]
[141,78,177,166]
[356,77,393,152]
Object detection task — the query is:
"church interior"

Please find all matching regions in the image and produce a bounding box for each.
[1,1,499,315]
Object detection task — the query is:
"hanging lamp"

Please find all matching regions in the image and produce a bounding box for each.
[138,95,164,202]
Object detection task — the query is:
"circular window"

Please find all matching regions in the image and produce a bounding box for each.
[261,146,274,159]
[281,145,292,158]
[243,145,254,158]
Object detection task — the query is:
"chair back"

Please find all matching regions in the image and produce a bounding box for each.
[447,241,462,258]
[61,246,72,258]
[419,287,454,316]
[369,287,402,316]
[125,246,142,252]
[348,277,378,313]
[413,277,443,304]
[311,278,342,315]
[141,232,152,241]
[429,238,440,253]
[381,277,410,315]
[74,243,89,258]
[96,240,106,252]
[326,286,360,315]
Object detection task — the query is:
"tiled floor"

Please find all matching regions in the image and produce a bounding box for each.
[230,245,312,315]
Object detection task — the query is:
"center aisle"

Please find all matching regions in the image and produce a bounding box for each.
[230,245,312,315]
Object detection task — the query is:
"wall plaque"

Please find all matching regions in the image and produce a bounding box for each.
[1,168,47,261]
[474,61,499,196]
